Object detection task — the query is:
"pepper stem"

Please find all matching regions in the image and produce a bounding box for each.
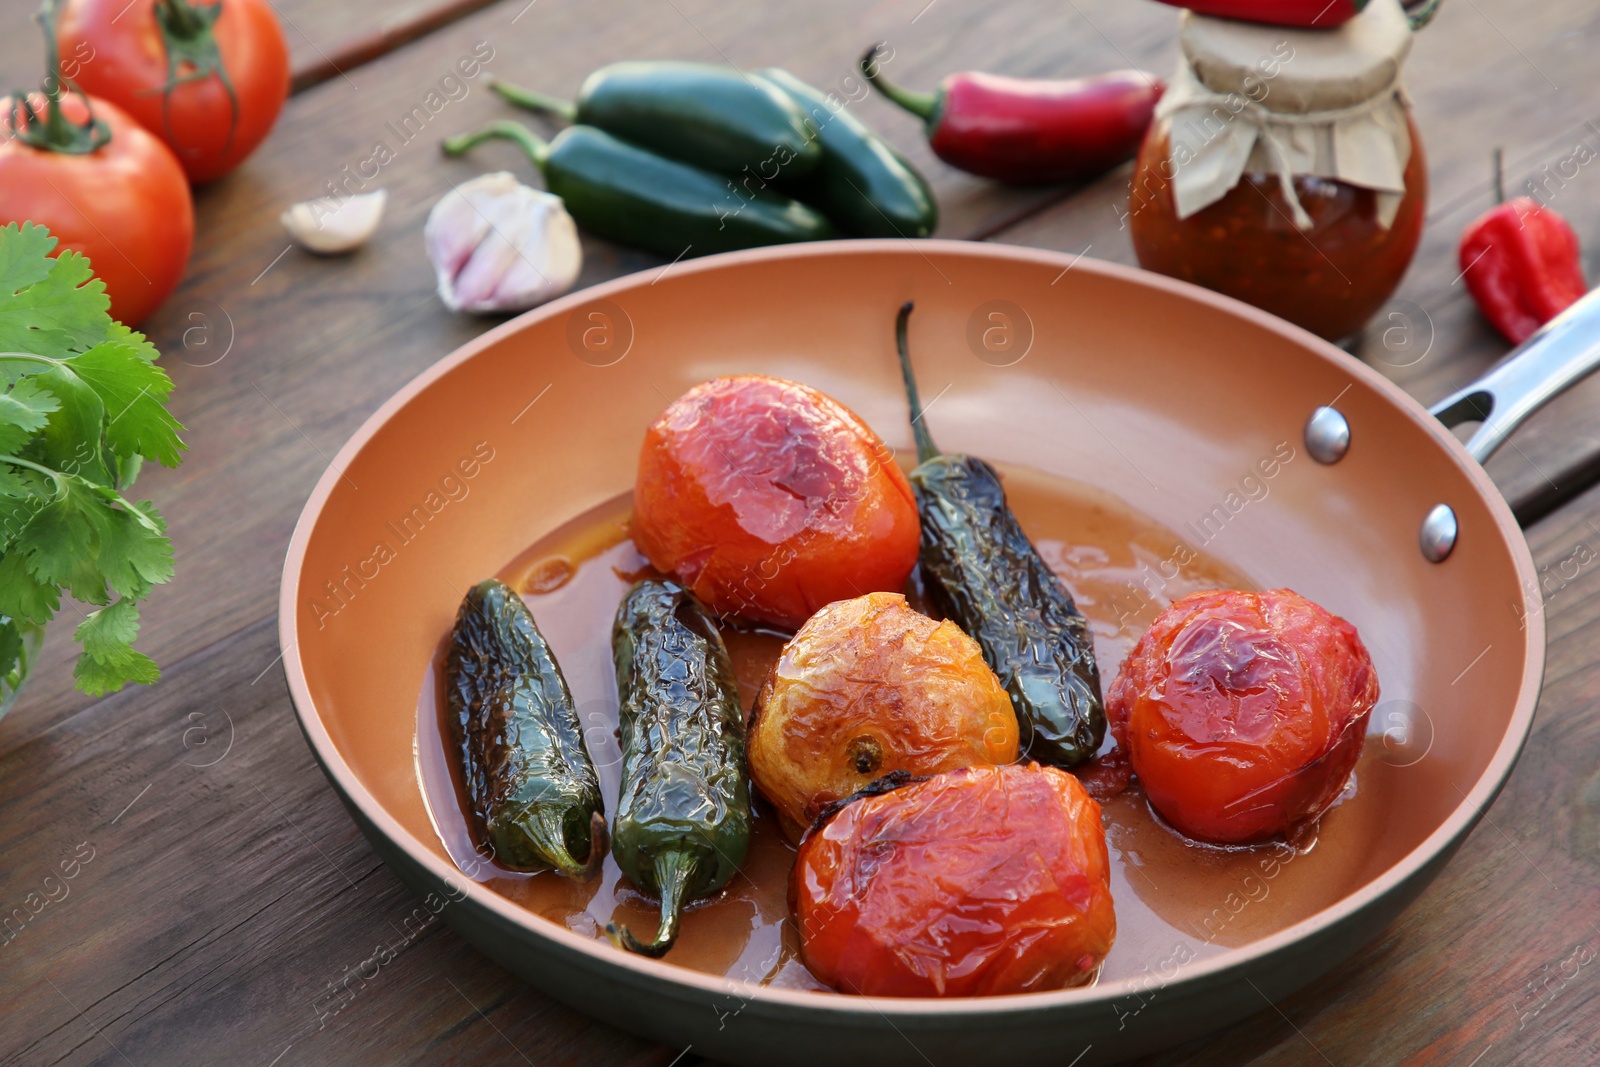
[1405,0,1444,31]
[442,119,551,170]
[859,43,937,122]
[1492,147,1505,205]
[488,78,579,123]
[604,849,701,958]
[515,807,607,880]
[895,301,941,464]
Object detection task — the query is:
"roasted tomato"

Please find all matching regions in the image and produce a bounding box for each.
[793,764,1115,997]
[1107,588,1378,845]
[632,376,920,629]
[749,592,1018,839]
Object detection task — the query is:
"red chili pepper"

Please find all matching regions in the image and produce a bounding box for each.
[1148,0,1442,29]
[860,45,1162,185]
[1460,151,1588,346]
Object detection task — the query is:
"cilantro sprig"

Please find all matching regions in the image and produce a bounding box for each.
[0,222,185,698]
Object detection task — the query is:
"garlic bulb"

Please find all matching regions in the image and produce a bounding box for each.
[280,189,387,254]
[424,172,583,314]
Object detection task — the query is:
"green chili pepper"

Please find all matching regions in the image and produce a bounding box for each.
[446,579,606,877]
[489,63,822,179]
[606,579,751,957]
[756,68,938,239]
[893,303,1107,765]
[442,120,834,258]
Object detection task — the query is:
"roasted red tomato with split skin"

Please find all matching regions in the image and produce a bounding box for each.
[632,375,920,630]
[793,763,1116,998]
[57,0,291,184]
[1107,589,1378,846]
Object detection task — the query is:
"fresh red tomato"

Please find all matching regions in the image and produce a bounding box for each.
[793,763,1116,997]
[1107,589,1378,845]
[1,92,194,326]
[57,0,290,183]
[632,376,921,630]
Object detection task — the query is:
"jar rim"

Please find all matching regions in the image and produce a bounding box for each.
[1180,0,1413,115]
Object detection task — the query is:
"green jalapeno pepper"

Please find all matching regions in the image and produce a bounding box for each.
[893,302,1107,765]
[756,67,938,239]
[442,120,834,258]
[446,579,606,878]
[607,579,751,957]
[489,62,822,179]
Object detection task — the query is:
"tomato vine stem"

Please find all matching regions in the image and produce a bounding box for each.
[151,0,240,160]
[6,0,110,155]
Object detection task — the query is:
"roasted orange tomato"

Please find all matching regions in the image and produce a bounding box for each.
[632,376,920,629]
[749,592,1018,839]
[793,763,1115,997]
[1107,588,1378,845]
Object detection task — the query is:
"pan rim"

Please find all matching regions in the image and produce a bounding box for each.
[279,237,1544,1018]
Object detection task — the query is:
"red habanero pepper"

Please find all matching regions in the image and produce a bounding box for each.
[1147,0,1442,30]
[860,45,1162,185]
[1460,151,1588,346]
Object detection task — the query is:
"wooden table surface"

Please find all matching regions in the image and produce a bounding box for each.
[3,2,1600,1064]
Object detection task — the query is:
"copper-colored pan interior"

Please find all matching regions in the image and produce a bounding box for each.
[284,241,1540,1008]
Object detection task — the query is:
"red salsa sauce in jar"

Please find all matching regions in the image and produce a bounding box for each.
[1129,1,1427,342]
[1130,119,1426,342]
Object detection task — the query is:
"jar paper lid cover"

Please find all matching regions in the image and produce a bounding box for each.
[1153,0,1417,229]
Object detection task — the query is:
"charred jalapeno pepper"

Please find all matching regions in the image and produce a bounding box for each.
[893,302,1106,765]
[446,579,606,877]
[442,120,834,258]
[489,62,822,179]
[754,67,938,239]
[607,579,751,957]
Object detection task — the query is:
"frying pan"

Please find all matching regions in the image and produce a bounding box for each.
[280,240,1598,1065]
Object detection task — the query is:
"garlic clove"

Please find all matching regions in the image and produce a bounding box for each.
[424,172,583,314]
[280,189,387,254]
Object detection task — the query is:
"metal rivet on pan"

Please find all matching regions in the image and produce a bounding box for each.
[1420,504,1458,563]
[1304,407,1350,464]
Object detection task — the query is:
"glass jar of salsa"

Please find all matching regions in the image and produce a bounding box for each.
[1129,0,1426,342]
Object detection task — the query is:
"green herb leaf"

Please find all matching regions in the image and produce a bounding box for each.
[0,377,62,454]
[0,467,31,497]
[73,599,158,697]
[17,475,107,598]
[66,339,186,468]
[0,551,59,625]
[0,223,110,356]
[27,365,112,485]
[0,224,59,298]
[96,499,175,599]
[0,223,184,699]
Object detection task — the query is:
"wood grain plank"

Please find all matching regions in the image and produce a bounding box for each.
[0,0,1180,750]
[5,1,1600,1065]
[0,616,678,1067]
[989,0,1600,523]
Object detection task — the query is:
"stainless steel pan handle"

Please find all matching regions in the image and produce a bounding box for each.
[1431,287,1600,464]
